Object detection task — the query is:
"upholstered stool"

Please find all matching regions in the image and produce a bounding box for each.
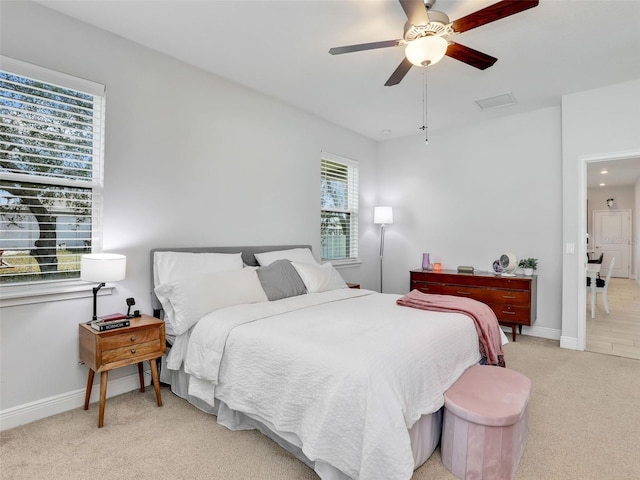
[441,365,531,480]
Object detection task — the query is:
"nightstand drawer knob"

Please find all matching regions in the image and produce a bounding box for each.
[130,336,136,342]
[130,349,136,354]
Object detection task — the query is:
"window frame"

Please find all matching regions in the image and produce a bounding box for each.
[320,151,359,265]
[0,56,106,304]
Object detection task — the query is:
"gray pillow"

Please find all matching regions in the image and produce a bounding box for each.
[257,259,307,301]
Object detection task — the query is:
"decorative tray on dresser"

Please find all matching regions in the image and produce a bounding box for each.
[409,269,537,341]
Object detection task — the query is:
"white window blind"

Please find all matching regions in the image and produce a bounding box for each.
[0,56,105,285]
[321,152,358,262]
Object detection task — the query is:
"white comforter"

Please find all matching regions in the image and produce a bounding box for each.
[170,289,481,480]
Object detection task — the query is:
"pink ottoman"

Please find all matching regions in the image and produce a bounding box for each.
[441,365,531,480]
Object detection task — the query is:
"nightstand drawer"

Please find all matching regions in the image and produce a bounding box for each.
[102,339,163,364]
[102,328,160,350]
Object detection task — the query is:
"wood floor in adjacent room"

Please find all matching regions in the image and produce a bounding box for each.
[587,277,640,360]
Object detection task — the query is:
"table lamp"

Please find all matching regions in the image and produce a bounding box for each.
[81,253,126,323]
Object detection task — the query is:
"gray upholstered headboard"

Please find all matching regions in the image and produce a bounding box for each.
[150,245,312,317]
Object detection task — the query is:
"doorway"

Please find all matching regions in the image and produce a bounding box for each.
[584,156,640,359]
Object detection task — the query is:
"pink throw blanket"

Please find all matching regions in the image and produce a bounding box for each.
[397,290,505,367]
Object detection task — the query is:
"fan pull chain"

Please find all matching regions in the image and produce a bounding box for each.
[420,67,429,144]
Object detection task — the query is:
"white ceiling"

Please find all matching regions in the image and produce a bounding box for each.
[587,157,640,189]
[34,0,640,184]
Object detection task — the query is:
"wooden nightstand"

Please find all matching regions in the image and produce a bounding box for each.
[79,314,165,427]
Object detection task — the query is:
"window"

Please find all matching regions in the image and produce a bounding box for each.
[0,56,105,286]
[321,152,358,262]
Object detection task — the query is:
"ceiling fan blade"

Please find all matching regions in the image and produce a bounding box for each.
[446,42,497,70]
[385,57,413,86]
[399,0,429,26]
[452,0,539,34]
[329,39,403,55]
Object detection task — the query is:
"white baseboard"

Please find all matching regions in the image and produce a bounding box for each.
[501,325,561,342]
[523,325,561,341]
[0,371,151,431]
[560,335,579,350]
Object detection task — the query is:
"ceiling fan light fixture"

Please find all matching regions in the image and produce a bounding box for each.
[405,35,448,67]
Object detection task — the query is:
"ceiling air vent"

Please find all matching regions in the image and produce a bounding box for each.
[474,92,517,111]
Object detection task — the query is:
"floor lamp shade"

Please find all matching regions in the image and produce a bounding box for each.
[81,254,126,282]
[374,206,393,225]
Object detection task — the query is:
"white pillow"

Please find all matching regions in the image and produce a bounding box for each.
[291,261,347,293]
[154,268,268,335]
[153,251,243,287]
[255,248,317,266]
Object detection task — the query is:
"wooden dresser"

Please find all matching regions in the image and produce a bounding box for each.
[409,269,537,341]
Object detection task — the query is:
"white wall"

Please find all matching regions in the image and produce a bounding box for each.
[561,79,640,349]
[377,106,563,340]
[0,1,379,427]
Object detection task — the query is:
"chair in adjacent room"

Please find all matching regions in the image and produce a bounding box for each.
[587,257,616,315]
[587,252,604,264]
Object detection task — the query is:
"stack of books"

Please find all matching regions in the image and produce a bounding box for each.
[90,313,130,331]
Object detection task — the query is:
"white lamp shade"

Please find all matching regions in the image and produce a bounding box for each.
[81,253,126,282]
[374,206,394,225]
[405,35,448,67]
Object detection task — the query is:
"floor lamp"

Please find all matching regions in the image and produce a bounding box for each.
[374,206,393,293]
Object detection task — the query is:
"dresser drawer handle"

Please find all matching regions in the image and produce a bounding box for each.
[130,349,136,354]
[456,291,472,295]
[130,336,136,342]
[502,295,517,299]
[501,311,516,315]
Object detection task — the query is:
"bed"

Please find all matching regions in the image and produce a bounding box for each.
[150,245,505,480]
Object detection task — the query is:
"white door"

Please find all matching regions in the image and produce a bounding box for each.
[593,209,631,278]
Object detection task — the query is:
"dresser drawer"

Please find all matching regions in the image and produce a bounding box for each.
[488,304,531,324]
[102,339,163,365]
[440,286,530,306]
[410,281,447,294]
[411,282,530,307]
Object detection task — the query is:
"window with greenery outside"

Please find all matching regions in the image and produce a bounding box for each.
[321,155,358,262]
[0,62,104,285]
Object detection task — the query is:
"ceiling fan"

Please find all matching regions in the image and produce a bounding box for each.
[329,0,539,86]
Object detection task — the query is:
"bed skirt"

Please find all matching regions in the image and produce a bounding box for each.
[160,356,442,479]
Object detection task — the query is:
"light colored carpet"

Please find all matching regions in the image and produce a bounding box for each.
[1,336,639,479]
